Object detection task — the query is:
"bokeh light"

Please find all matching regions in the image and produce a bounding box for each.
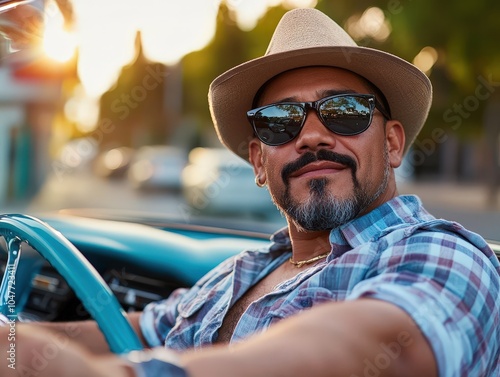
[413,46,439,75]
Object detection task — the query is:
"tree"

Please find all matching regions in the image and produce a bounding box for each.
[181,0,500,178]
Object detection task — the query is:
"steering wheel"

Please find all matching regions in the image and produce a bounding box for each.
[0,213,143,354]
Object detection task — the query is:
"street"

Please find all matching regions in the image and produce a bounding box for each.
[2,169,499,241]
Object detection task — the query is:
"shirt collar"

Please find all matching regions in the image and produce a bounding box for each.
[335,195,434,249]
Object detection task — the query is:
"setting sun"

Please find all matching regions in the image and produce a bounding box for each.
[60,0,316,97]
[42,0,76,63]
[41,0,318,132]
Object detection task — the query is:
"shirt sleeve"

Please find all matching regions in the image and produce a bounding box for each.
[139,255,238,347]
[346,229,500,377]
[140,287,189,347]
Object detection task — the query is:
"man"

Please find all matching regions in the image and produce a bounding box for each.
[1,7,499,377]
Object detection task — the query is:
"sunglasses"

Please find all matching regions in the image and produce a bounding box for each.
[247,93,391,146]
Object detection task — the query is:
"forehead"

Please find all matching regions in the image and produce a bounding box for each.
[257,66,373,105]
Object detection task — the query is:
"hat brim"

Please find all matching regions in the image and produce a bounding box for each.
[209,45,432,162]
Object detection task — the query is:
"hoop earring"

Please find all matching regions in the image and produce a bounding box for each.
[255,175,266,188]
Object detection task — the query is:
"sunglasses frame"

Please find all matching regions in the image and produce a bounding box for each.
[247,93,392,146]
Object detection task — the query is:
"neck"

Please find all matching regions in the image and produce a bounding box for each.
[287,223,332,264]
[284,182,400,263]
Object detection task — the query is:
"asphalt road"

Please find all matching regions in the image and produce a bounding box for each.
[3,169,500,241]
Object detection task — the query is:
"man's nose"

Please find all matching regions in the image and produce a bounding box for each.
[293,109,337,152]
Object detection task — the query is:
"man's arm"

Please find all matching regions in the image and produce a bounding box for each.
[35,311,145,354]
[0,324,134,377]
[180,298,437,377]
[1,299,437,377]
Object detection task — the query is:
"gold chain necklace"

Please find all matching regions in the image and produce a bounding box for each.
[289,253,329,268]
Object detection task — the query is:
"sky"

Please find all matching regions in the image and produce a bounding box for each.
[43,0,316,98]
[40,0,435,134]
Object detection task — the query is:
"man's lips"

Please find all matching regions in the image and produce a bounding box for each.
[289,161,348,179]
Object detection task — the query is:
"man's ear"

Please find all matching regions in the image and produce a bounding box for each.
[385,120,405,168]
[248,138,265,179]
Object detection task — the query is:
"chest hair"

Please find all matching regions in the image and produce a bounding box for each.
[215,263,302,344]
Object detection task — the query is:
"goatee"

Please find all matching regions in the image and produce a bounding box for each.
[273,148,389,231]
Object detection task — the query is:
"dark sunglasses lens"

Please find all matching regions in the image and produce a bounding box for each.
[320,96,372,135]
[252,104,304,145]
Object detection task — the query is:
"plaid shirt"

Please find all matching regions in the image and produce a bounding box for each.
[141,195,500,377]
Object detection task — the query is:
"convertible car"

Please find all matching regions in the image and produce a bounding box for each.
[0,210,282,353]
[1,209,500,354]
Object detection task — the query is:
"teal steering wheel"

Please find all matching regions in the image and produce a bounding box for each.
[0,214,143,354]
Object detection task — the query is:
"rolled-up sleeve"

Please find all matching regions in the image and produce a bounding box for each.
[347,230,500,377]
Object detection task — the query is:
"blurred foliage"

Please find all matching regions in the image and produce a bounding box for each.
[181,0,500,143]
[99,35,169,151]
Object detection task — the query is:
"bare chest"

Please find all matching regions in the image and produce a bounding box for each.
[215,264,299,343]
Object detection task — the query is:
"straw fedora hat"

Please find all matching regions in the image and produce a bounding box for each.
[208,7,432,161]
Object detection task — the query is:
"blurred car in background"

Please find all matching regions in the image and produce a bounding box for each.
[127,145,188,191]
[181,147,281,220]
[93,146,135,179]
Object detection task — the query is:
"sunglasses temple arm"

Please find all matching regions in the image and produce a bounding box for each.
[374,99,391,120]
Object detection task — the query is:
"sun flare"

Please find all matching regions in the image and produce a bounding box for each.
[42,0,76,63]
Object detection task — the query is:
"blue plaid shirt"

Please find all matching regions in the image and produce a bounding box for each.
[140,195,500,377]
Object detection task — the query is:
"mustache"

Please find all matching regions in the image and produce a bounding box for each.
[281,149,357,184]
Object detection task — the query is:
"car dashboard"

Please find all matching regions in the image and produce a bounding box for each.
[1,212,499,323]
[0,212,274,322]
[4,259,182,322]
